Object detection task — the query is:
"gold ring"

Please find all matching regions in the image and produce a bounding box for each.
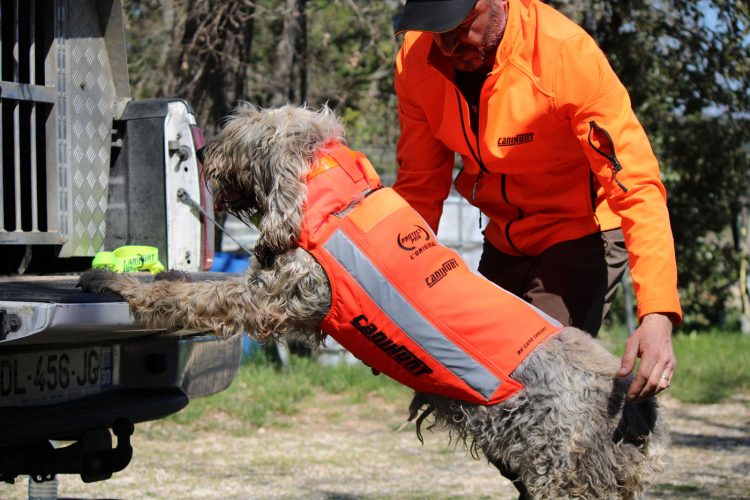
[660,375,670,380]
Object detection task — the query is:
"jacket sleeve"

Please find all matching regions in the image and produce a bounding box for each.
[392,43,455,233]
[554,34,683,323]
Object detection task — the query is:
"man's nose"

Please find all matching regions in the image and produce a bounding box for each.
[433,31,460,56]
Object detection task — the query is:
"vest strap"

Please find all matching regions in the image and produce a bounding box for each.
[309,141,381,190]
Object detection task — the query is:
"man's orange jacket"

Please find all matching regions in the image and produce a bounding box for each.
[393,0,682,322]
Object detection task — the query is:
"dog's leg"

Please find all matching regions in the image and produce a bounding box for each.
[489,460,531,500]
[241,249,331,342]
[79,268,257,336]
[412,328,665,498]
[495,328,666,498]
[408,394,529,498]
[79,248,330,341]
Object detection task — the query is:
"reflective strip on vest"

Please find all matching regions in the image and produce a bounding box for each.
[324,228,502,400]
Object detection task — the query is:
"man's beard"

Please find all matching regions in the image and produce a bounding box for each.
[452,0,508,72]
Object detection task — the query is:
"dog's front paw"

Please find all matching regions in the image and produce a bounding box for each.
[78,269,122,296]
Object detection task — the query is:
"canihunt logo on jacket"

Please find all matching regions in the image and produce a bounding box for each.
[298,141,562,405]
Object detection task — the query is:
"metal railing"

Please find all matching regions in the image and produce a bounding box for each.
[0,0,59,243]
[437,194,485,270]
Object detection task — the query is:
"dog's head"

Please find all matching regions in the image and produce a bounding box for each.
[203,104,345,266]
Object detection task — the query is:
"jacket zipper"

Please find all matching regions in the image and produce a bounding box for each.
[455,90,525,253]
[455,91,490,179]
[587,121,628,193]
[455,90,488,228]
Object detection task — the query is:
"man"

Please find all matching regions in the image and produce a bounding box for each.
[393,0,680,404]
[392,0,680,494]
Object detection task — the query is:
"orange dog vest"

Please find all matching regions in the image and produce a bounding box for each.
[299,142,562,405]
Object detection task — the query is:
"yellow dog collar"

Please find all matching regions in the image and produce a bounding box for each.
[92,246,166,274]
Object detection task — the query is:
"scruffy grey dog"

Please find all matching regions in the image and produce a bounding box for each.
[80,105,666,499]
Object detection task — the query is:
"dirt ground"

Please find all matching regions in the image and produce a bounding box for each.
[3,392,749,499]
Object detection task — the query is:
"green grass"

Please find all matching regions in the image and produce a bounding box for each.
[168,327,749,431]
[600,325,750,404]
[670,329,750,403]
[165,350,409,430]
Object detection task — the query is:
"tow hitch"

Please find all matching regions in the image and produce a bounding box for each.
[0,418,135,484]
[0,308,21,340]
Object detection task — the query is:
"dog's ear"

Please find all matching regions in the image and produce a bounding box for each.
[253,137,309,265]
[202,116,254,195]
[217,105,345,267]
[253,106,346,266]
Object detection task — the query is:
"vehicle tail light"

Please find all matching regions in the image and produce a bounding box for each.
[191,125,215,271]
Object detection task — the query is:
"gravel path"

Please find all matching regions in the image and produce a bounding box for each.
[3,392,748,499]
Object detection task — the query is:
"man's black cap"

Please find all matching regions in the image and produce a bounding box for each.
[393,0,478,34]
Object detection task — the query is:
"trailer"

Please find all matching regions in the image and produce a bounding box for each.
[0,0,241,485]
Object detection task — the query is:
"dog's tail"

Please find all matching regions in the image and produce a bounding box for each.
[609,376,662,447]
[608,375,669,495]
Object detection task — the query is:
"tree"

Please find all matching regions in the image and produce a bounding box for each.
[124,0,256,136]
[125,0,400,156]
[163,0,256,135]
[244,0,400,165]
[549,0,750,328]
[268,0,308,106]
[123,0,750,328]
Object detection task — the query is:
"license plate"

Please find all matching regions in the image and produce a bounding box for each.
[0,346,116,407]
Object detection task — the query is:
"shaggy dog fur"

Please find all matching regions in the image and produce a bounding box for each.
[79,105,666,499]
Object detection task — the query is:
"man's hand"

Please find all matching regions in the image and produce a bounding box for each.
[617,312,676,401]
